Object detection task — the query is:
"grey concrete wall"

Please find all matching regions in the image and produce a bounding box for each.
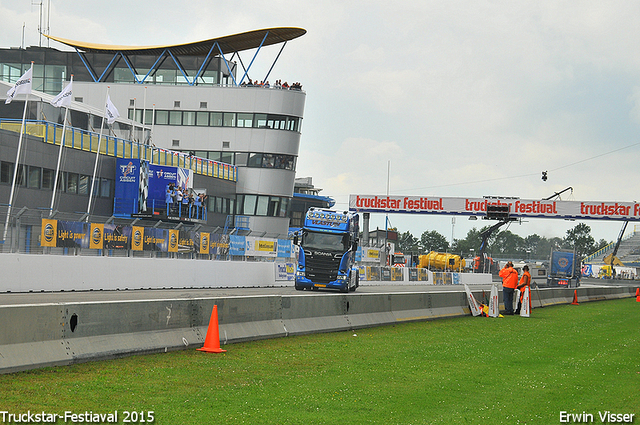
[0,254,495,292]
[0,254,281,292]
[0,284,635,374]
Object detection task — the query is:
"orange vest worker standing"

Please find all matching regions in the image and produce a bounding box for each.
[499,261,518,315]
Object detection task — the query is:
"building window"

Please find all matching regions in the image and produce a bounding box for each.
[211,112,223,127]
[233,195,290,217]
[42,168,54,190]
[0,161,13,184]
[99,178,112,198]
[144,108,301,132]
[169,110,182,125]
[196,111,209,126]
[223,112,236,127]
[15,165,26,187]
[254,114,267,128]
[56,173,66,193]
[144,109,153,125]
[247,153,262,167]
[66,173,78,194]
[200,102,207,108]
[183,111,196,126]
[280,198,290,217]
[155,110,169,125]
[268,197,281,216]
[174,101,181,108]
[237,113,253,128]
[243,195,257,215]
[78,175,89,195]
[27,166,41,189]
[172,140,180,147]
[235,152,248,166]
[255,195,269,216]
[244,153,296,170]
[220,151,234,164]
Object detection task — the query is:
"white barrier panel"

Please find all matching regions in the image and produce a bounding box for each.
[0,254,282,292]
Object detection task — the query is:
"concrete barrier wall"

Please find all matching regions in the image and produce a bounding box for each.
[0,254,495,292]
[0,285,635,374]
[0,254,281,292]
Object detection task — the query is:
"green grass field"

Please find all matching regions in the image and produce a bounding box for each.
[2,298,639,424]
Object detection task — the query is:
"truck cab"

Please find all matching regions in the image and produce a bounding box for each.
[294,208,359,292]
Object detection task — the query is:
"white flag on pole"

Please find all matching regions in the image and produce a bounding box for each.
[106,95,120,124]
[50,80,73,108]
[5,65,33,104]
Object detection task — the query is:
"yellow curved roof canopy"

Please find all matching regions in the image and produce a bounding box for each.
[44,27,306,56]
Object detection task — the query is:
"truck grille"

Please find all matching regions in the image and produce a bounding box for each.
[304,251,342,283]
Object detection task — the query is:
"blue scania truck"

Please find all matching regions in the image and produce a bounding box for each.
[293,208,360,292]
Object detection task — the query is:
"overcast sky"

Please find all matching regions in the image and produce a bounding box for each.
[2,0,640,246]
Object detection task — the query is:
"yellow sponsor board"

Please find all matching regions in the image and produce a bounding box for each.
[256,240,275,252]
[168,229,179,253]
[367,249,380,258]
[200,232,210,255]
[132,226,144,251]
[89,223,104,250]
[41,219,57,247]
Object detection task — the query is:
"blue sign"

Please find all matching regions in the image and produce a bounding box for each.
[277,239,293,258]
[115,158,141,214]
[229,235,246,256]
[148,163,178,204]
[551,251,575,277]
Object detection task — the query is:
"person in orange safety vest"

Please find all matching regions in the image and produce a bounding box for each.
[499,261,518,315]
[515,265,531,314]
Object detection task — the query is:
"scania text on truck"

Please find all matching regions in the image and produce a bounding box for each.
[293,208,359,292]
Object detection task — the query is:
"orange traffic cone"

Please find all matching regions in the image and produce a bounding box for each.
[636,288,640,302]
[197,305,226,353]
[571,289,579,305]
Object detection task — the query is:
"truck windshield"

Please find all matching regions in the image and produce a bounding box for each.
[302,231,348,252]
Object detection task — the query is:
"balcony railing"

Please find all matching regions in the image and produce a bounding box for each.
[0,119,237,182]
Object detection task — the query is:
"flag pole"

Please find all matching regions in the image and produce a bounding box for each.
[142,86,147,144]
[49,75,73,217]
[2,63,33,244]
[86,87,110,220]
[150,103,155,145]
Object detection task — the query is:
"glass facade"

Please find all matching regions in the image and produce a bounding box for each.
[180,150,296,171]
[234,194,290,218]
[0,160,112,198]
[127,109,300,132]
[0,63,66,93]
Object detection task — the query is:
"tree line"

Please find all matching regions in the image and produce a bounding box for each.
[393,223,610,261]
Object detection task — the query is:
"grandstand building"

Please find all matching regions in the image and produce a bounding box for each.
[0,27,306,238]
